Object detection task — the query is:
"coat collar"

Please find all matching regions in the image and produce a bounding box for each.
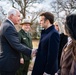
[5,19,14,26]
[20,29,27,34]
[7,19,14,26]
[4,19,16,30]
[41,25,55,34]
[20,29,29,35]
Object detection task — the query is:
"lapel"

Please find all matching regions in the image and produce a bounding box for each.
[5,19,17,32]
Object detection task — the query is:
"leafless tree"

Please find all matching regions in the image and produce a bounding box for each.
[50,0,76,24]
[8,0,43,19]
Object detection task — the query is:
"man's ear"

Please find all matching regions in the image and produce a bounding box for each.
[45,19,49,24]
[9,14,13,19]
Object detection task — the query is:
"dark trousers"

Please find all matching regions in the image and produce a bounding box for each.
[16,60,30,75]
[0,71,16,75]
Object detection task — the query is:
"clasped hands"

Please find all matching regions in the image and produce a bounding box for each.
[31,49,37,58]
[20,49,37,64]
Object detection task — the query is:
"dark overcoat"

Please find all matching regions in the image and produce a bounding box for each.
[32,25,60,75]
[58,33,68,68]
[0,19,31,72]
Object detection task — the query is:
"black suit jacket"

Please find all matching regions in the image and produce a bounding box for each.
[0,19,31,72]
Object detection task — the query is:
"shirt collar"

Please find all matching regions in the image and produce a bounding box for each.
[7,19,14,26]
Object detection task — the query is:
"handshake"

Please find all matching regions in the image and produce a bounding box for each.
[20,49,37,64]
[31,49,37,58]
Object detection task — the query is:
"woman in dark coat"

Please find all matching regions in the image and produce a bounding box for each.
[54,22,68,69]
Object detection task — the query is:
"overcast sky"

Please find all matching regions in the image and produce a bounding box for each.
[0,0,54,20]
[0,0,52,13]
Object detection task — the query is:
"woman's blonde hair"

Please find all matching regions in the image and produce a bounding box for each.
[54,21,64,34]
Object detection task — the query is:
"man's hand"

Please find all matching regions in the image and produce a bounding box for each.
[20,58,24,64]
[31,49,37,57]
[43,72,51,75]
[55,73,58,75]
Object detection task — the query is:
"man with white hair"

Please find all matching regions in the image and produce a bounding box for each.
[0,8,35,75]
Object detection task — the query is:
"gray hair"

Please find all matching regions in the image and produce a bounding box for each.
[7,8,19,17]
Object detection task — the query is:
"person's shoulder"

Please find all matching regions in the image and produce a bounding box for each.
[53,29,60,35]
[18,29,22,34]
[51,30,60,39]
[60,33,64,36]
[19,29,24,32]
[1,20,12,30]
[52,31,59,36]
[60,33,68,38]
[18,29,25,35]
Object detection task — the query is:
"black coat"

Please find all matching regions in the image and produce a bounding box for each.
[58,33,68,68]
[0,19,31,72]
[32,25,60,75]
